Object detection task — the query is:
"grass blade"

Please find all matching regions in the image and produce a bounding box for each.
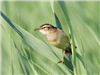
[14,42,49,74]
[58,1,77,75]
[28,61,38,75]
[14,42,30,75]
[0,11,59,63]
[50,1,73,71]
[0,10,72,74]
[54,13,62,29]
[54,13,73,71]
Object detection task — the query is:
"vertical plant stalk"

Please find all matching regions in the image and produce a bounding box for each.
[0,11,1,75]
[54,13,73,70]
[50,1,73,71]
[99,4,100,74]
[0,0,2,75]
[58,1,77,75]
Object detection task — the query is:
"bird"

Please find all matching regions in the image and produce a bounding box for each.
[34,23,75,64]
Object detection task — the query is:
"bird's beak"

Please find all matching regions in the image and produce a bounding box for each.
[34,28,40,31]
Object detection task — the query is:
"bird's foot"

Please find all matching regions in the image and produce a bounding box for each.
[57,60,64,64]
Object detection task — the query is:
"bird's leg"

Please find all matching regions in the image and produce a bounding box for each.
[57,50,66,64]
[62,50,65,64]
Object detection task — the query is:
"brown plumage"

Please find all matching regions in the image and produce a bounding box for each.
[34,23,76,63]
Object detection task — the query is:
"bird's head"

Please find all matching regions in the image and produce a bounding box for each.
[34,23,55,35]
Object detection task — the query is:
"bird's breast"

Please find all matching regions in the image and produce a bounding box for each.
[46,33,69,49]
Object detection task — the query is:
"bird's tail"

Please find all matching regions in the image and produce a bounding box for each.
[65,46,72,56]
[65,44,77,56]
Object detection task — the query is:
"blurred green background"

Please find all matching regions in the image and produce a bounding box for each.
[1,1,100,75]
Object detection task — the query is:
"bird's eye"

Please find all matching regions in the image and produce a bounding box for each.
[43,27,46,29]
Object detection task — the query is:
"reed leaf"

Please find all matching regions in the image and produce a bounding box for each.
[58,1,77,75]
[0,11,59,63]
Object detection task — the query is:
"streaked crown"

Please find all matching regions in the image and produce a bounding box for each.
[34,23,55,35]
[40,23,54,30]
